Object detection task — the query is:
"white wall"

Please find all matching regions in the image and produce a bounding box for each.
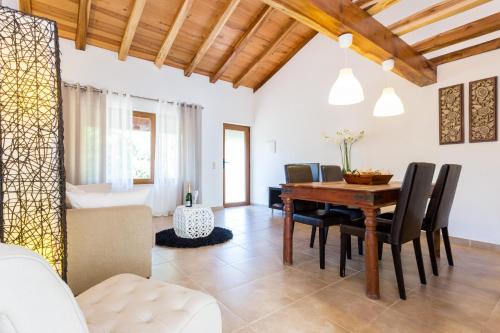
[58,39,254,208]
[252,34,500,245]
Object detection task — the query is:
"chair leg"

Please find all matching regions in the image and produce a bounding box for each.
[413,238,427,285]
[378,241,383,260]
[347,236,352,260]
[358,237,363,255]
[325,226,329,244]
[442,227,454,266]
[391,244,406,300]
[426,230,439,276]
[310,226,316,248]
[340,233,347,277]
[319,227,326,269]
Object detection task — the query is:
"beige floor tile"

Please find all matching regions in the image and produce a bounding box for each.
[219,302,248,333]
[189,264,255,295]
[150,206,500,333]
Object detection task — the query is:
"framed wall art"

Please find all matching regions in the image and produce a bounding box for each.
[469,76,497,143]
[439,84,464,145]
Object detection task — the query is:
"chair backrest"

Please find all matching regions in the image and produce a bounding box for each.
[284,164,317,212]
[284,163,320,182]
[0,243,89,333]
[320,165,343,182]
[391,162,435,245]
[424,164,462,232]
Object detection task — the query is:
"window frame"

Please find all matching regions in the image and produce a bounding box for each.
[132,111,156,185]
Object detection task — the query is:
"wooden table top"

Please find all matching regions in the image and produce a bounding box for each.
[281,181,403,193]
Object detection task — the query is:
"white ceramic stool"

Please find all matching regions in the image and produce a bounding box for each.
[173,205,215,238]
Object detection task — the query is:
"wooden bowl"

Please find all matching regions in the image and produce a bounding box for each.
[343,173,393,185]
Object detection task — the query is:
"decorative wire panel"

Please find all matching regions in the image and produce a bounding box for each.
[0,6,67,279]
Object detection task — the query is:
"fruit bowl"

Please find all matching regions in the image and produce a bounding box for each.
[343,171,393,185]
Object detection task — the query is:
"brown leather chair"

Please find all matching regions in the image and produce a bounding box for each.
[320,165,365,258]
[423,164,461,276]
[284,164,352,269]
[340,162,435,299]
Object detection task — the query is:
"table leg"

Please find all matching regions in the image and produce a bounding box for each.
[434,229,441,258]
[283,197,293,265]
[362,208,380,299]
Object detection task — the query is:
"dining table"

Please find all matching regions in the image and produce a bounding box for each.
[280,181,403,300]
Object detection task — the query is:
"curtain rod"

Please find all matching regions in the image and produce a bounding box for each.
[63,82,200,107]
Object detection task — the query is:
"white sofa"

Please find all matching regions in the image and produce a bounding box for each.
[0,244,222,333]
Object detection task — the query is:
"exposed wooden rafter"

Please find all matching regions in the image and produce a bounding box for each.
[413,13,500,54]
[75,0,92,50]
[254,30,317,92]
[118,0,147,61]
[234,20,299,88]
[184,0,240,77]
[354,0,379,10]
[431,37,500,65]
[155,0,193,68]
[211,5,273,83]
[389,0,491,36]
[260,0,437,86]
[18,0,32,13]
[366,0,399,15]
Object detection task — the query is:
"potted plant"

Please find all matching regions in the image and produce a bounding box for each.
[323,129,365,174]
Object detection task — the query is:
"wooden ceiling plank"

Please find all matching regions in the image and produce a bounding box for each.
[253,30,317,92]
[118,0,147,61]
[75,0,92,50]
[430,37,500,65]
[260,0,436,86]
[234,20,299,89]
[18,0,32,13]
[366,0,399,15]
[389,0,491,36]
[184,0,240,77]
[154,0,194,68]
[353,0,379,10]
[413,13,500,54]
[211,5,273,83]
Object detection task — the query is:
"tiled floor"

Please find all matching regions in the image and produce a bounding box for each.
[152,205,500,333]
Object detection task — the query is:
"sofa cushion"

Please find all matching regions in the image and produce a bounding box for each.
[76,274,221,333]
[67,189,151,209]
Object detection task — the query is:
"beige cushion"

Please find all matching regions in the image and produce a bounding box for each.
[77,274,221,333]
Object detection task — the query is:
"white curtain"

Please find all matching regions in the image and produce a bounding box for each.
[105,92,134,190]
[152,102,202,216]
[62,84,106,185]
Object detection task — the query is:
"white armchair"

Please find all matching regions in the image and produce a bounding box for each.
[0,244,222,333]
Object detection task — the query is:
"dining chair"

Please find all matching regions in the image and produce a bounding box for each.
[284,164,352,269]
[423,164,461,275]
[319,165,365,258]
[339,162,435,299]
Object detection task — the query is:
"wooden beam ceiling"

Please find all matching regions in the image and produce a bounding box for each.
[234,20,299,88]
[366,0,399,15]
[18,0,32,13]
[184,0,240,77]
[389,0,491,36]
[154,0,194,68]
[430,37,500,65]
[211,5,273,83]
[260,0,437,86]
[75,0,92,50]
[354,0,379,10]
[413,13,500,54]
[253,31,317,92]
[118,0,147,61]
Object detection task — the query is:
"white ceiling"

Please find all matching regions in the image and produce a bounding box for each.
[375,0,500,59]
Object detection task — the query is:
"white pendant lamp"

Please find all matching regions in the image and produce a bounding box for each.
[328,33,364,106]
[373,59,405,117]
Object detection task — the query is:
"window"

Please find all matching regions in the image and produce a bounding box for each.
[132,111,156,184]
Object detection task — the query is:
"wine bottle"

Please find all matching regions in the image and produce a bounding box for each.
[185,183,192,207]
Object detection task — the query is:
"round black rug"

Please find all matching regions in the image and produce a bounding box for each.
[155,227,233,248]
